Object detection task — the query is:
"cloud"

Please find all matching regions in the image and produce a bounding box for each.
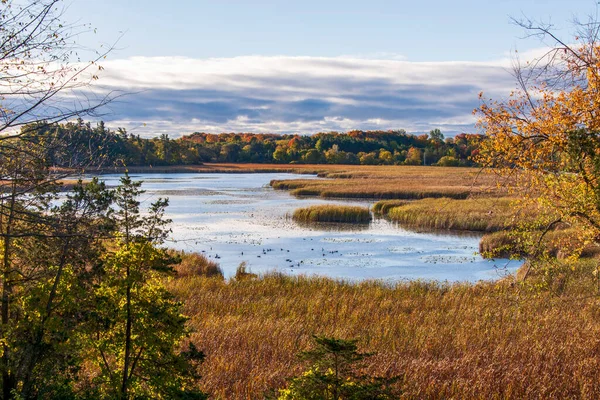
[92,55,518,137]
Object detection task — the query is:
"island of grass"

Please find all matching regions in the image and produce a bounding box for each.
[292,204,372,224]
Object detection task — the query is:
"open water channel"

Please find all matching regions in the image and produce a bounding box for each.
[99,172,521,282]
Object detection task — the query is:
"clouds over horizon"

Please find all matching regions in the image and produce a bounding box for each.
[95,55,519,138]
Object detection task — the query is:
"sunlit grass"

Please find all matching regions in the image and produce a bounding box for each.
[292,205,372,224]
[386,197,525,232]
[479,228,600,259]
[172,251,224,279]
[270,165,504,199]
[372,199,408,215]
[168,261,600,399]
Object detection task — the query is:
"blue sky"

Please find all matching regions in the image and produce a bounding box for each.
[64,0,599,137]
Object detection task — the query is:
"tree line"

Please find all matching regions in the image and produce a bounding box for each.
[28,120,484,168]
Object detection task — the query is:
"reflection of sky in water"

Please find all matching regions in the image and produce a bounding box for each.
[99,173,521,282]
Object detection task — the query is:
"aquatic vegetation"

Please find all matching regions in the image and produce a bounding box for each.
[292,205,372,224]
[386,197,524,232]
[371,199,408,215]
[270,165,504,200]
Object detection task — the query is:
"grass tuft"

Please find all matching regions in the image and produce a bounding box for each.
[372,199,408,215]
[292,205,372,224]
[234,262,258,281]
[172,251,224,279]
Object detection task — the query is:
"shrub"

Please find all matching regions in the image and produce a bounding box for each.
[278,336,399,400]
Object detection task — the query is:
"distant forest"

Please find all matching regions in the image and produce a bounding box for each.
[26,119,484,167]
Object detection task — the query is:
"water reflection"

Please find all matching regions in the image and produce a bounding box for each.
[96,172,521,282]
[289,219,371,232]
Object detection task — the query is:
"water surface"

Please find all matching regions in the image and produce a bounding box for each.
[99,173,520,282]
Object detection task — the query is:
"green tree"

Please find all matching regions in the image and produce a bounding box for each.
[436,155,460,167]
[278,336,399,400]
[429,129,444,142]
[83,174,206,399]
[302,149,323,164]
[273,146,291,163]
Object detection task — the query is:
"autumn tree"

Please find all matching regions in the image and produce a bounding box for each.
[404,147,422,165]
[476,14,600,266]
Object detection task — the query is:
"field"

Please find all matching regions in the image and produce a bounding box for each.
[169,256,600,399]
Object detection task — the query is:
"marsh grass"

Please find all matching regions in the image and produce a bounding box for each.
[270,165,504,200]
[234,262,258,280]
[372,200,408,215]
[480,229,600,259]
[386,197,528,232]
[292,205,372,224]
[171,251,224,279]
[168,262,600,399]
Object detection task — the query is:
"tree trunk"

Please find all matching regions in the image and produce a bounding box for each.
[2,182,17,399]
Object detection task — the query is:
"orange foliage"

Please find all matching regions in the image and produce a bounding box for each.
[476,28,600,259]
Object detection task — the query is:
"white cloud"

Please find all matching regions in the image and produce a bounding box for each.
[91,55,519,137]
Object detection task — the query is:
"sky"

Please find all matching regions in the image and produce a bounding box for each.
[62,0,599,137]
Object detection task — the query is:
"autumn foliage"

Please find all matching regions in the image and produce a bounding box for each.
[476,22,600,260]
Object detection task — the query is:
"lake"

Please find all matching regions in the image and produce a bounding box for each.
[99,172,520,282]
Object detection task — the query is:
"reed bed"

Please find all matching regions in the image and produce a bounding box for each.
[292,205,372,223]
[168,263,600,399]
[172,251,224,279]
[386,197,528,232]
[271,179,475,200]
[372,199,409,215]
[270,165,505,200]
[82,163,346,175]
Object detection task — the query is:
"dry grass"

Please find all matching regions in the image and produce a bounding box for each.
[168,263,600,399]
[82,163,339,175]
[478,230,520,258]
[386,197,531,232]
[171,251,224,279]
[270,165,505,200]
[292,205,372,224]
[480,229,600,259]
[234,262,258,281]
[372,200,409,215]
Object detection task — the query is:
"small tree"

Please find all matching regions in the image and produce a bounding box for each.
[84,174,206,399]
[278,336,399,400]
